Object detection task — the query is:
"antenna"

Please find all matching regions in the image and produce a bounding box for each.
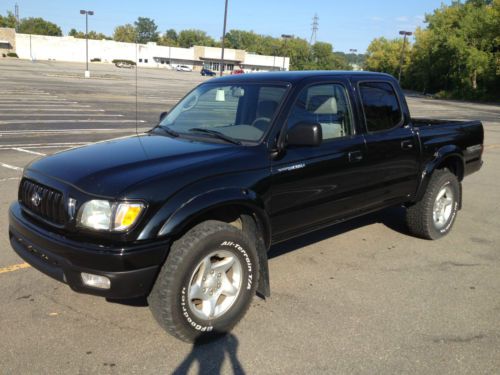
[135,41,139,136]
[310,14,319,45]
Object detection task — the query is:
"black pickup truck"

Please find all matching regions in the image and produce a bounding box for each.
[9,71,483,342]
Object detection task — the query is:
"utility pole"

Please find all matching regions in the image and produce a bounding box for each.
[310,14,319,45]
[281,34,292,71]
[219,0,229,77]
[14,3,19,31]
[349,48,358,70]
[80,10,94,78]
[398,30,412,83]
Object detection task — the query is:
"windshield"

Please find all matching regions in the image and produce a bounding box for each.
[159,83,288,143]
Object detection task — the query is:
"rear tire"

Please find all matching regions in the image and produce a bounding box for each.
[406,169,460,240]
[148,220,259,342]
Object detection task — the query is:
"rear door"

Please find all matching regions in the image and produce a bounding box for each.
[353,79,420,205]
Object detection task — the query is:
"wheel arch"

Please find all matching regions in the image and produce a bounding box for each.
[157,188,272,297]
[414,145,464,205]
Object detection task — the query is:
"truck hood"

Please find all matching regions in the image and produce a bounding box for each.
[26,134,238,197]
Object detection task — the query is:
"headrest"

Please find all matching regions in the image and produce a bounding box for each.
[313,96,338,115]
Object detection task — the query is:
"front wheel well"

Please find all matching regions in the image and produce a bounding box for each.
[176,204,270,250]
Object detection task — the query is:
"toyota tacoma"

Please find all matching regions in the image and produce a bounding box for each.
[9,71,484,342]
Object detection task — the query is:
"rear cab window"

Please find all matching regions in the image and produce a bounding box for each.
[359,81,403,132]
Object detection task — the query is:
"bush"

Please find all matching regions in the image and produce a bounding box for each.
[90,58,101,62]
[2,53,6,58]
[112,59,136,66]
[7,52,18,58]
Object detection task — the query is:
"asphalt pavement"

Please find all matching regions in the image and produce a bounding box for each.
[0,59,499,374]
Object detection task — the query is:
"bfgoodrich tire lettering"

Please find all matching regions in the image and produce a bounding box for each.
[406,169,460,240]
[148,220,259,342]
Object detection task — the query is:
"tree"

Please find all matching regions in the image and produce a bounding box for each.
[311,42,350,70]
[177,29,216,47]
[158,29,178,46]
[17,17,62,36]
[113,24,137,43]
[69,29,110,40]
[364,37,410,78]
[405,0,499,98]
[134,17,159,44]
[0,11,17,28]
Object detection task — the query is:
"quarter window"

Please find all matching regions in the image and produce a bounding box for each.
[359,82,403,132]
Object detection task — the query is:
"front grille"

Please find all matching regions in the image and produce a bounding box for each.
[19,179,66,225]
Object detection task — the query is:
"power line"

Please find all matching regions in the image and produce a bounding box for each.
[310,13,319,45]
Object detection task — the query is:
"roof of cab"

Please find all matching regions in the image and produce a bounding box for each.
[208,70,395,84]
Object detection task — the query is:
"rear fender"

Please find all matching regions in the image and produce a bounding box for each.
[414,145,464,206]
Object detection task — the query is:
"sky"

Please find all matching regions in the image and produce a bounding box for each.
[2,0,453,53]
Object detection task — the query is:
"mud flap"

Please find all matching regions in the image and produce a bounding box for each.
[256,248,270,299]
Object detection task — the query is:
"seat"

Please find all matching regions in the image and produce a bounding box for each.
[308,96,344,140]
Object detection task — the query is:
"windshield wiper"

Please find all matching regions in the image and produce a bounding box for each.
[156,125,179,137]
[188,128,242,145]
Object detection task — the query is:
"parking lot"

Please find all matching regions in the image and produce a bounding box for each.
[1,59,499,374]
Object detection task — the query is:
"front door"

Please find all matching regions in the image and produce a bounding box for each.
[270,81,369,241]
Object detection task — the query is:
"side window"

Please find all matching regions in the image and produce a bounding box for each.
[287,84,352,141]
[359,82,402,132]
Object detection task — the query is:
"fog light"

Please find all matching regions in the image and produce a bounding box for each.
[81,272,111,289]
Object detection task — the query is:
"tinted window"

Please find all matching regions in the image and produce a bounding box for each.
[359,82,402,132]
[287,84,352,141]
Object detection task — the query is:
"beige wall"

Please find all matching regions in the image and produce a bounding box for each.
[14,32,290,71]
[0,28,16,56]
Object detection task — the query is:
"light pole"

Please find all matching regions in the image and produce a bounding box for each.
[219,0,229,77]
[281,34,292,71]
[80,9,94,78]
[398,30,412,83]
[349,48,358,70]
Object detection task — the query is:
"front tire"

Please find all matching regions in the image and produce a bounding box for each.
[406,169,460,240]
[148,220,259,342]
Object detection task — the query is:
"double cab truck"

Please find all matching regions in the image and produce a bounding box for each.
[9,71,484,342]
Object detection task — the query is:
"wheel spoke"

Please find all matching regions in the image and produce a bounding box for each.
[221,275,238,297]
[201,296,217,319]
[196,256,212,284]
[189,283,204,300]
[436,188,446,201]
[212,256,235,274]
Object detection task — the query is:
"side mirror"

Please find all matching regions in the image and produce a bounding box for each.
[159,111,168,123]
[287,122,322,147]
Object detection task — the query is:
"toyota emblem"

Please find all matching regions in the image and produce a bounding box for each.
[31,192,42,207]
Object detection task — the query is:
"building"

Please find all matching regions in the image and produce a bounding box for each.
[0,28,16,56]
[1,29,290,72]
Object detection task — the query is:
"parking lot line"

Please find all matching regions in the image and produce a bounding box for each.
[0,108,105,112]
[0,119,145,124]
[0,128,134,135]
[11,148,46,156]
[0,142,86,149]
[0,162,22,171]
[0,263,31,275]
[0,114,124,117]
[0,104,91,108]
[0,177,20,182]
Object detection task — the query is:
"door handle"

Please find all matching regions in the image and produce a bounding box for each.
[348,150,363,163]
[401,140,414,150]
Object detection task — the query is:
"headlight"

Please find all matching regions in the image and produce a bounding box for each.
[78,200,145,231]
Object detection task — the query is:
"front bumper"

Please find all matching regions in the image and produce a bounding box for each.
[9,202,169,299]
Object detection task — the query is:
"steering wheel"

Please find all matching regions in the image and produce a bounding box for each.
[251,117,271,132]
